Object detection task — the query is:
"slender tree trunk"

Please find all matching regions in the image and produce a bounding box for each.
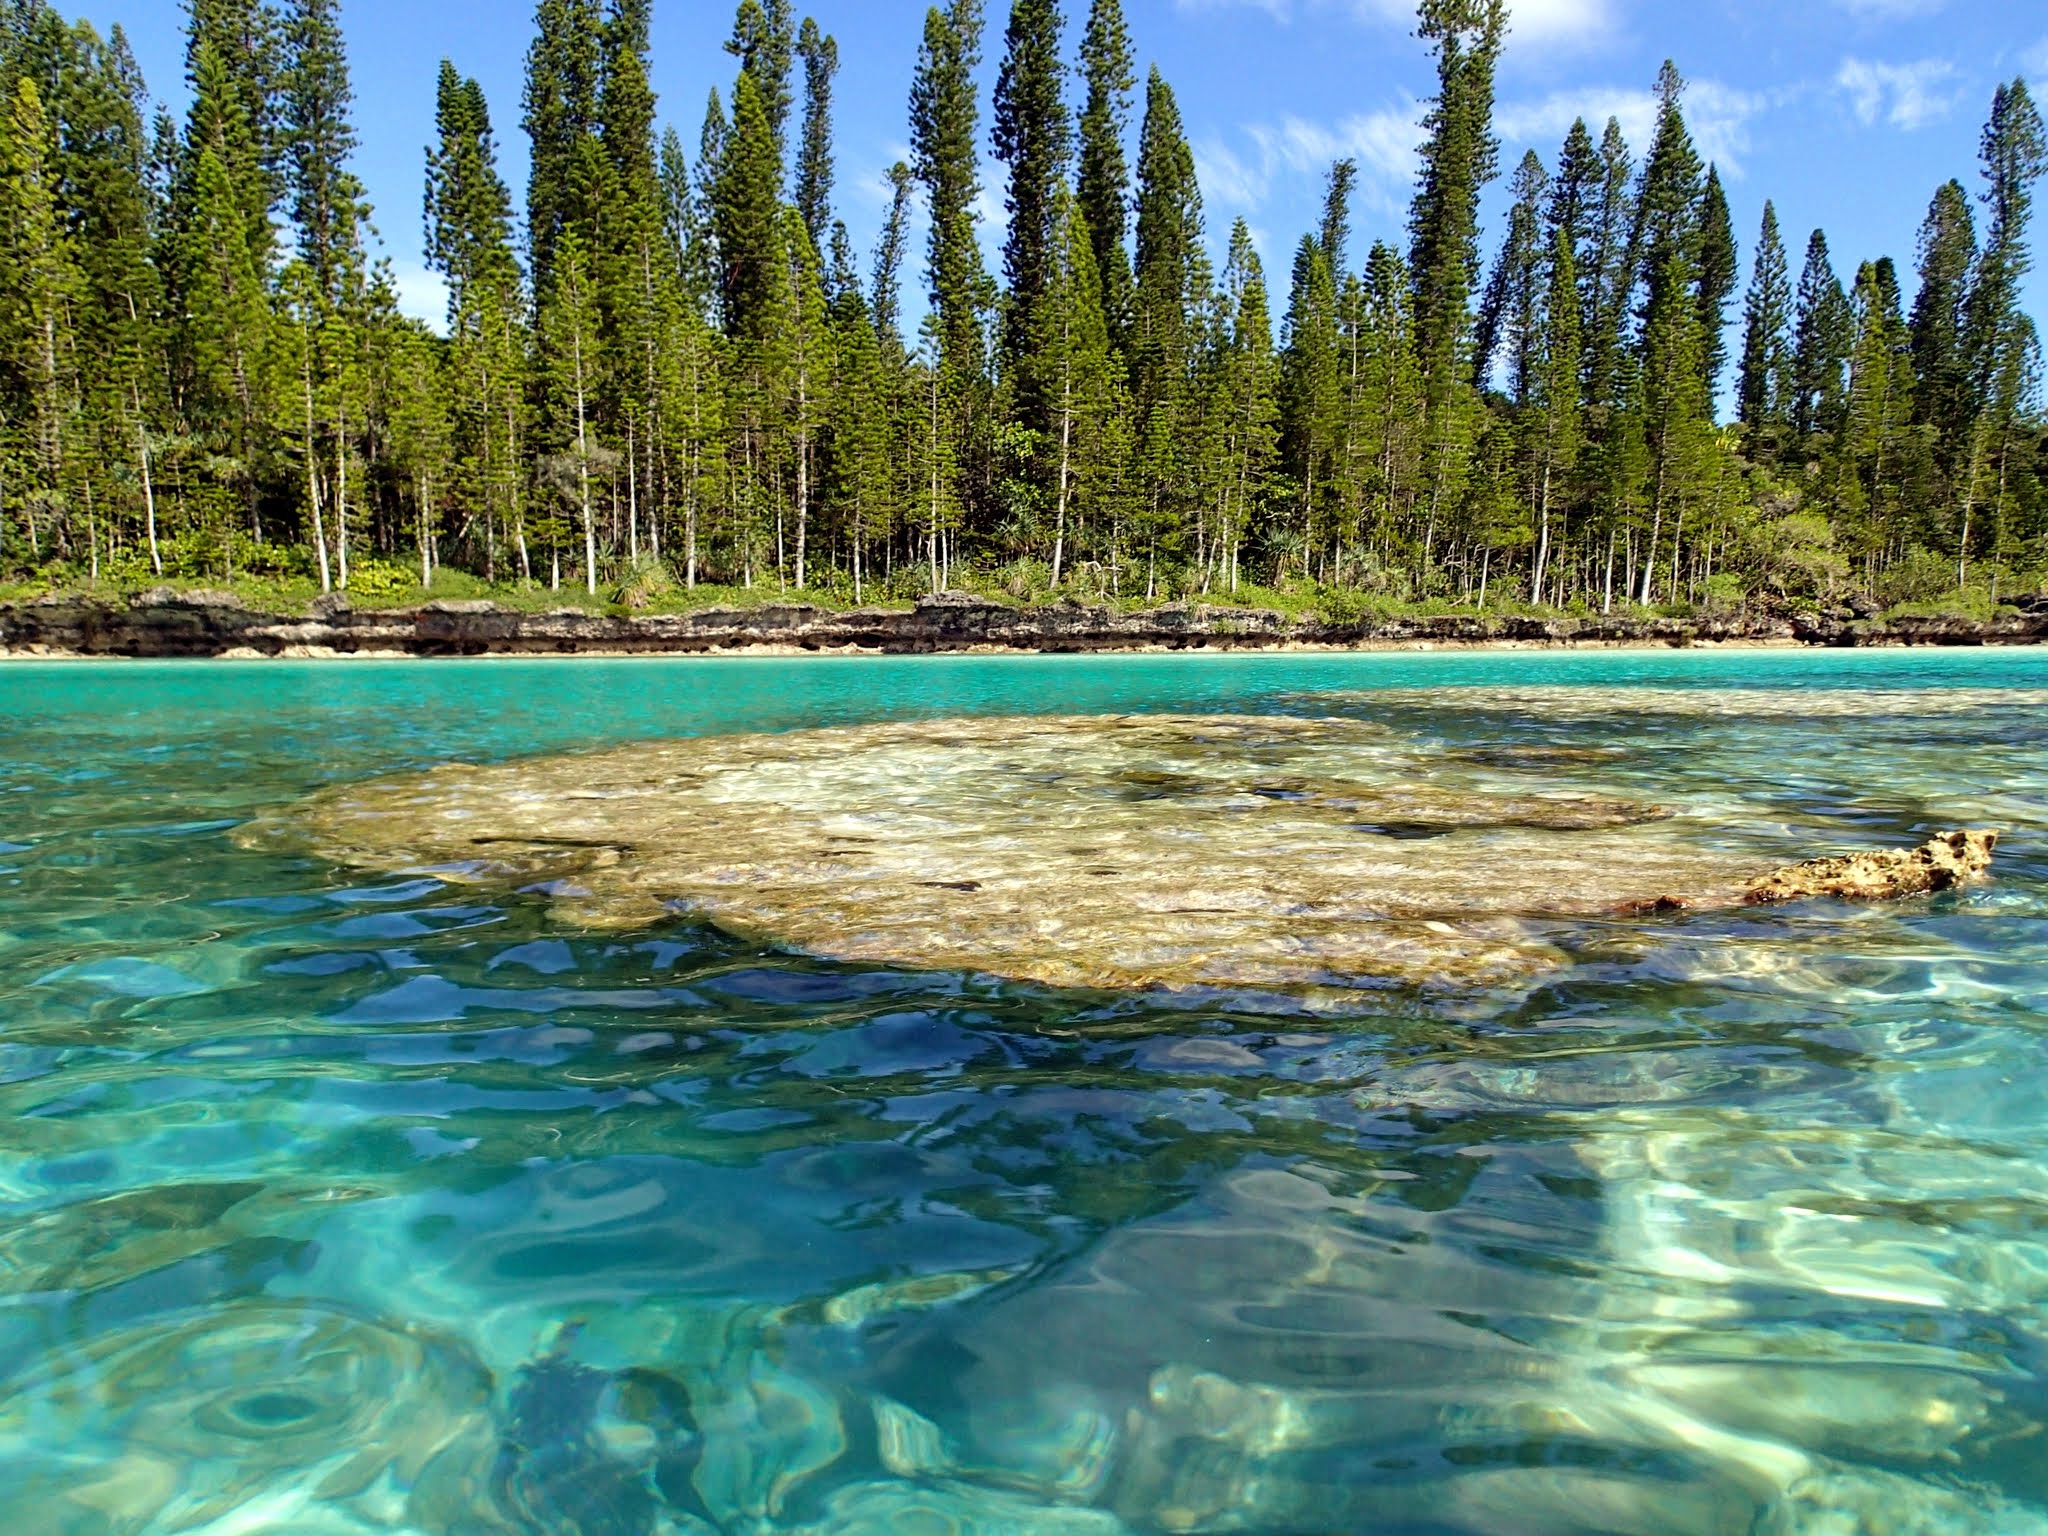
[136,410,161,578]
[795,367,810,590]
[1667,500,1684,606]
[1957,422,1988,588]
[1052,369,1072,588]
[575,330,596,597]
[303,352,332,594]
[928,372,941,594]
[686,444,699,589]
[1638,459,1665,608]
[650,414,663,560]
[336,397,350,591]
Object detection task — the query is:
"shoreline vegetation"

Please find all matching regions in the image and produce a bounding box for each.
[4,582,2044,658]
[0,0,2040,635]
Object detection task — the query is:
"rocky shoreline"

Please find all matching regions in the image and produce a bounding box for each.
[3,587,2046,659]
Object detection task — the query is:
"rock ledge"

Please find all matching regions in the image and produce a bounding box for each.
[3,591,2045,658]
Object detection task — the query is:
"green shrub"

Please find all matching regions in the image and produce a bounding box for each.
[1876,546,1956,608]
[611,554,678,610]
[1700,572,1747,616]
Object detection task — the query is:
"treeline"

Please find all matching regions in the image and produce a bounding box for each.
[0,0,2043,609]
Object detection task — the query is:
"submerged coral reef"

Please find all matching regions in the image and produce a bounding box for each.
[245,708,1993,997]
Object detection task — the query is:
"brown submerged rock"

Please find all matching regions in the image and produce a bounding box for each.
[1743,829,1999,906]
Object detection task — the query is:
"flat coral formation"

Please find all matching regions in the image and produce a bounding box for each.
[245,711,1998,996]
[1297,685,2048,722]
[1745,829,1999,906]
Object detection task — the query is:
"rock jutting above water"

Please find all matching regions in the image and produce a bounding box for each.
[241,713,1995,997]
[1744,829,1999,905]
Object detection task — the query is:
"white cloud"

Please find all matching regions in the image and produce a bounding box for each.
[1176,0,1615,50]
[1495,78,1766,175]
[1352,0,1617,50]
[1196,102,1422,217]
[1835,57,1961,130]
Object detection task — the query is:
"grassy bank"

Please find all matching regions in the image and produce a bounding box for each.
[0,564,2034,630]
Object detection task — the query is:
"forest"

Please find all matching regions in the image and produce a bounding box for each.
[0,0,2042,616]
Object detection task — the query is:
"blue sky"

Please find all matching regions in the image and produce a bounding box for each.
[107,0,2046,336]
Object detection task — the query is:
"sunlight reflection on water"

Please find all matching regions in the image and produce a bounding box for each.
[0,648,2044,1535]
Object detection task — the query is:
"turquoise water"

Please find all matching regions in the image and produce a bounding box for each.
[2,648,2047,1535]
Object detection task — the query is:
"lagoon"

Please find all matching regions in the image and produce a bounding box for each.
[3,648,2047,1534]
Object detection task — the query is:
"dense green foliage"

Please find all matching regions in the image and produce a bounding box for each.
[0,0,2043,611]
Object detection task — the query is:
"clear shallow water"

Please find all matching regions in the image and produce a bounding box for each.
[2,648,2047,1535]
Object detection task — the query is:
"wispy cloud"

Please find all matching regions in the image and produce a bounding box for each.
[1196,101,1423,219]
[1194,139,1273,211]
[1495,79,1767,175]
[1835,57,1962,130]
[386,260,449,334]
[1172,0,1289,18]
[1175,0,1617,51]
[1354,0,1618,50]
[1832,0,1945,17]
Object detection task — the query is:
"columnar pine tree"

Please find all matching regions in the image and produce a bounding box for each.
[713,69,786,581]
[1407,0,1505,390]
[0,75,76,562]
[522,0,600,297]
[1792,230,1852,441]
[427,64,528,580]
[1075,0,1134,350]
[1473,149,1546,400]
[1630,62,1707,604]
[1582,116,1635,415]
[1037,182,1114,584]
[1280,232,1339,574]
[1695,164,1737,400]
[1907,179,1977,467]
[724,0,794,163]
[908,0,988,397]
[541,224,603,592]
[280,0,361,307]
[1843,256,1916,561]
[1736,200,1792,450]
[991,0,1069,425]
[870,159,914,353]
[1130,67,1203,585]
[1407,0,1505,583]
[1957,80,2046,582]
[778,204,831,588]
[793,18,836,254]
[0,0,2037,612]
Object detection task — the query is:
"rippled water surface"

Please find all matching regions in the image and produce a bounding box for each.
[3,648,2047,1536]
